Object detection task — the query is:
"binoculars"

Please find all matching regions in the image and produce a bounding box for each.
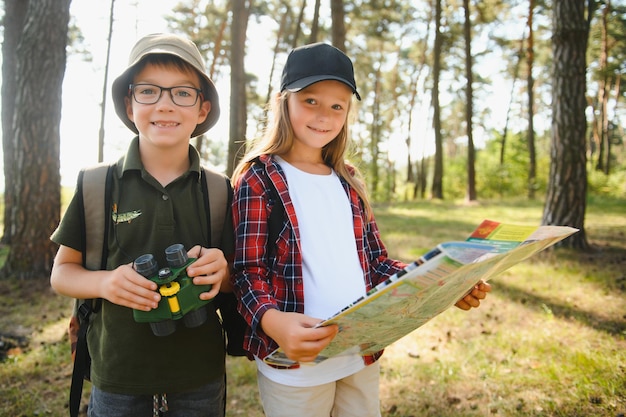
[133,243,211,336]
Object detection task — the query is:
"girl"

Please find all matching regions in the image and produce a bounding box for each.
[230,42,491,417]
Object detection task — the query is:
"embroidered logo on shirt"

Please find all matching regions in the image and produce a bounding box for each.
[112,203,142,224]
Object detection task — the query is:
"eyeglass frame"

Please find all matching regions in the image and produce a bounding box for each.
[128,83,204,107]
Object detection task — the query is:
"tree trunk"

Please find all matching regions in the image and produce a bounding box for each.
[500,35,525,166]
[593,1,609,173]
[309,0,321,43]
[2,0,71,279]
[1,0,29,245]
[431,0,444,199]
[292,0,307,47]
[608,70,619,175]
[199,5,229,156]
[98,0,115,163]
[463,0,476,202]
[405,71,419,187]
[542,0,589,250]
[227,0,250,176]
[600,0,611,175]
[261,8,287,129]
[414,156,429,200]
[369,55,382,198]
[526,0,537,199]
[330,0,346,51]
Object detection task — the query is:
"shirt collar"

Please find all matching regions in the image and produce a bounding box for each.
[115,136,202,180]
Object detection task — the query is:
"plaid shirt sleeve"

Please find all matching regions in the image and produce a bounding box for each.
[231,159,303,359]
[231,167,277,321]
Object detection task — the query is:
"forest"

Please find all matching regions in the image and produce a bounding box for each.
[164,0,624,206]
[0,1,625,416]
[0,1,624,274]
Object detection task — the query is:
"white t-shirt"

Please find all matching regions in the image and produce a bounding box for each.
[256,157,366,387]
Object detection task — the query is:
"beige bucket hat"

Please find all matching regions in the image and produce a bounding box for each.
[111,33,220,137]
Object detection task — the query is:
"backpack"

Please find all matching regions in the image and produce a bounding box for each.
[68,162,247,417]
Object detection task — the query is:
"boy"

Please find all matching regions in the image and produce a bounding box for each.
[50,33,232,417]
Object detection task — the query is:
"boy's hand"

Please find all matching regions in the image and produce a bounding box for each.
[100,264,160,311]
[454,280,492,311]
[186,245,229,300]
[260,309,339,363]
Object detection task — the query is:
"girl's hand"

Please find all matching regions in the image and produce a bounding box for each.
[261,309,339,363]
[455,280,492,311]
[186,245,229,300]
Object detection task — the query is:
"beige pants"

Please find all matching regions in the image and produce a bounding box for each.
[257,362,381,417]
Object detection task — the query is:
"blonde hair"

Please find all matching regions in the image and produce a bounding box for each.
[232,90,372,220]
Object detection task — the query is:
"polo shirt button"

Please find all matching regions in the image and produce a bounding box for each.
[162,194,169,201]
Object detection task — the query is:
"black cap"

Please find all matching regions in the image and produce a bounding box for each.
[280,42,361,101]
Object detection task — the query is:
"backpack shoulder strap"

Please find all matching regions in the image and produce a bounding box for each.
[201,167,232,247]
[201,167,249,357]
[70,162,114,417]
[78,162,114,270]
[251,157,284,253]
[266,175,284,252]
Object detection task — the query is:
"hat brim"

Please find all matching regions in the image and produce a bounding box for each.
[111,56,220,138]
[284,75,361,101]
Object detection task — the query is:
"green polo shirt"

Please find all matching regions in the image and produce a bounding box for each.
[52,137,229,394]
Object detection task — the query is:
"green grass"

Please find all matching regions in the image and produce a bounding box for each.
[1,196,624,416]
[372,197,626,417]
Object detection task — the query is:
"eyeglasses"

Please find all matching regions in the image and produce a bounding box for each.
[129,83,203,107]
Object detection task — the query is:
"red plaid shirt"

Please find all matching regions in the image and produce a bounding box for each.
[231,154,406,364]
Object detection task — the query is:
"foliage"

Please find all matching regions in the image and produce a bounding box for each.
[478,131,550,199]
[588,166,626,198]
[67,16,92,61]
[420,130,552,200]
[157,0,626,205]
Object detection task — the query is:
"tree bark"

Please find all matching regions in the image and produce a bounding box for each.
[98,0,115,163]
[597,0,611,174]
[262,8,287,127]
[542,0,589,250]
[369,54,382,198]
[292,0,307,47]
[463,0,476,202]
[227,0,250,175]
[1,0,29,245]
[309,0,321,43]
[330,0,346,51]
[2,0,71,278]
[431,0,444,199]
[526,0,537,199]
